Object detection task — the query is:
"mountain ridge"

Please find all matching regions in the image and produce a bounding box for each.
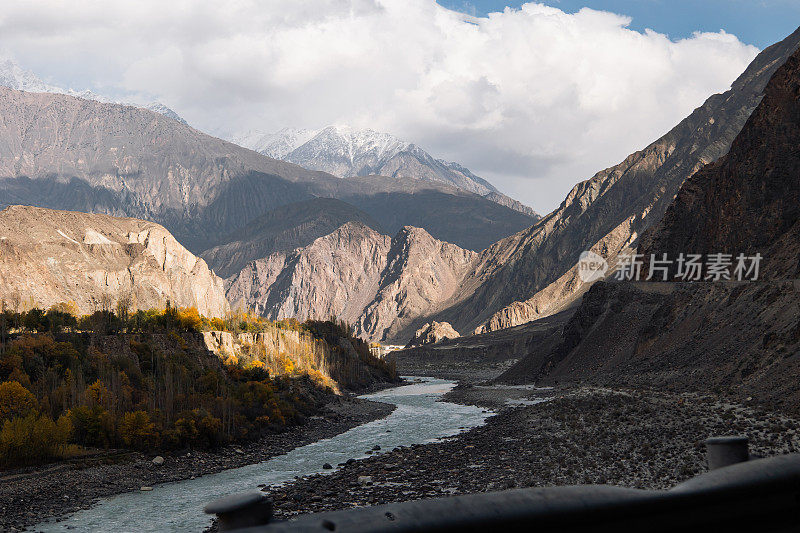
[497,44,800,414]
[0,85,536,254]
[0,57,187,124]
[418,25,800,338]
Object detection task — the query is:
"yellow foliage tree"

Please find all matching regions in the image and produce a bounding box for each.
[119,411,158,448]
[0,381,37,421]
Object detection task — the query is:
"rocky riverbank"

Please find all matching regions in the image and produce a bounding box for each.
[269,388,800,518]
[0,397,394,532]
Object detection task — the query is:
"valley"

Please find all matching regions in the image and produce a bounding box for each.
[1,7,800,532]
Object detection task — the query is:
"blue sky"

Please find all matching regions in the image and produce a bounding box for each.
[438,0,800,49]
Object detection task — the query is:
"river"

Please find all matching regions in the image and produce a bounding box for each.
[32,377,491,532]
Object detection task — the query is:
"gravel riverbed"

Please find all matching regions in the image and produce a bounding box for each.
[0,397,394,532]
[269,387,800,519]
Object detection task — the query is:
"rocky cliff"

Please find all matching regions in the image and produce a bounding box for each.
[0,205,229,316]
[425,26,800,336]
[355,226,476,341]
[638,46,800,279]
[226,223,475,342]
[226,222,391,325]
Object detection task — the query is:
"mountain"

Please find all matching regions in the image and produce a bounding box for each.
[219,27,800,343]
[408,26,800,338]
[0,86,536,254]
[496,40,800,416]
[232,125,537,217]
[200,197,384,278]
[637,47,800,280]
[354,226,476,340]
[0,205,229,317]
[405,321,460,348]
[232,128,318,159]
[0,57,187,124]
[226,222,392,323]
[226,223,475,341]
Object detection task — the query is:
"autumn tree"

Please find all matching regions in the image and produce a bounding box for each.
[0,381,37,421]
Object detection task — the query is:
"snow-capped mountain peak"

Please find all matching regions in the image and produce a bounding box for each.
[0,57,187,125]
[0,58,60,93]
[231,127,318,159]
[228,125,545,219]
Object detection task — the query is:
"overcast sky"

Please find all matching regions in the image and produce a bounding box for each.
[0,1,786,213]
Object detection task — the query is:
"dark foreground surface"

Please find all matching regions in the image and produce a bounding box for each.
[0,397,394,532]
[268,388,800,519]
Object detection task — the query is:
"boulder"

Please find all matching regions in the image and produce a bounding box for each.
[405,321,460,348]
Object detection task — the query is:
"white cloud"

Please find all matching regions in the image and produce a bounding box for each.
[0,1,759,212]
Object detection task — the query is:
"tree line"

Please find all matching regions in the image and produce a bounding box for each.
[0,303,397,468]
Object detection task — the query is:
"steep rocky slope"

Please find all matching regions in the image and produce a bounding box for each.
[421,27,800,337]
[638,47,800,279]
[226,223,475,342]
[0,205,229,316]
[354,226,476,341]
[498,43,800,414]
[226,222,391,324]
[0,87,536,254]
[200,198,384,278]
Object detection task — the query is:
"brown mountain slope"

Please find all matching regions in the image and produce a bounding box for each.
[355,226,476,341]
[419,26,800,338]
[0,205,229,316]
[0,87,536,253]
[638,48,800,278]
[226,222,392,325]
[226,223,475,341]
[496,42,800,415]
[200,197,384,278]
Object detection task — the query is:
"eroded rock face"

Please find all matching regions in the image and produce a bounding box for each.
[405,322,460,348]
[227,222,392,327]
[0,205,229,316]
[226,223,475,342]
[424,27,800,337]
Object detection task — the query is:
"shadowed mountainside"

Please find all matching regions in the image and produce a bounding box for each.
[497,43,800,416]
[201,198,385,278]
